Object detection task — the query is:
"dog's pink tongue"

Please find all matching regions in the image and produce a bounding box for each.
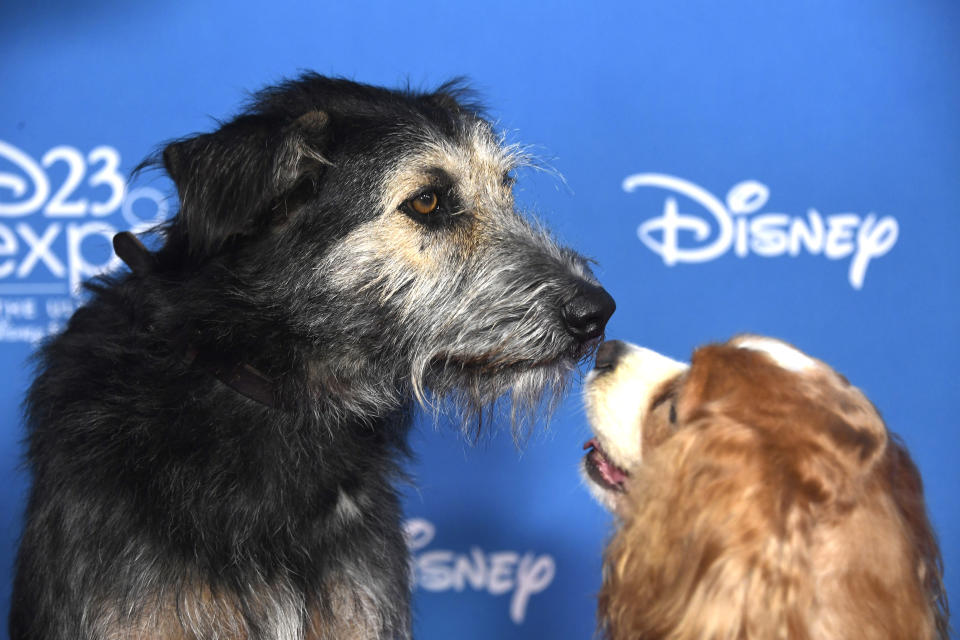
[584,438,629,486]
[597,456,628,486]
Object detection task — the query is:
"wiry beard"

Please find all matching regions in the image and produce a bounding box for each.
[410,336,599,441]
[305,338,594,440]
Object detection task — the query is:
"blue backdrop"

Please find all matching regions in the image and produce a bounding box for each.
[2,2,958,638]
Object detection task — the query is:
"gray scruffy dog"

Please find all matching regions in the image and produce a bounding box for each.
[10,74,615,639]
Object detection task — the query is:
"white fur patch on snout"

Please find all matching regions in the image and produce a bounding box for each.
[584,343,688,472]
[735,336,817,372]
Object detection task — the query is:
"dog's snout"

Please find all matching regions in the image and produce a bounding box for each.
[562,284,616,341]
[594,339,627,372]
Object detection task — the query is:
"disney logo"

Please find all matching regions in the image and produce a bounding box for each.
[404,518,555,625]
[624,173,898,290]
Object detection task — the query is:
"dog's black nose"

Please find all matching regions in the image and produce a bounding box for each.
[594,339,627,372]
[562,283,616,341]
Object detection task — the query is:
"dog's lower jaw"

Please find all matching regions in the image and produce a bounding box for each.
[581,463,628,514]
[414,348,581,435]
[304,341,580,436]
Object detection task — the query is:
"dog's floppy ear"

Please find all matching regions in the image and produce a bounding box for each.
[163,110,330,256]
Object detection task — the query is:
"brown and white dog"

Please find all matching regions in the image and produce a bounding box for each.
[582,336,948,640]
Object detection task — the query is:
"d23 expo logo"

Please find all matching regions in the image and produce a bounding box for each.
[624,173,898,290]
[0,140,167,341]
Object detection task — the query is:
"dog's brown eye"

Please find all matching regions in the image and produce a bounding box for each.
[669,403,677,424]
[410,191,439,215]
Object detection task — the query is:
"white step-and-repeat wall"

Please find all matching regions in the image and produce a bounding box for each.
[2,2,957,638]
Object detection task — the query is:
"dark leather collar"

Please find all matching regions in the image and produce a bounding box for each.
[184,345,280,409]
[113,231,281,410]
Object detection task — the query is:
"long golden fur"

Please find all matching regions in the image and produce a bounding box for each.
[582,336,948,640]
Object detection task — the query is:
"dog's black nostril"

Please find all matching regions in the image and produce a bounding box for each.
[594,340,626,372]
[562,283,616,341]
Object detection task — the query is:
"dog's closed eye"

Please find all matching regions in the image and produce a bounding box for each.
[650,383,679,427]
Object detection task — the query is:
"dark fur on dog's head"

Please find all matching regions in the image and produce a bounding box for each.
[128,73,610,431]
[156,76,482,258]
[583,337,948,640]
